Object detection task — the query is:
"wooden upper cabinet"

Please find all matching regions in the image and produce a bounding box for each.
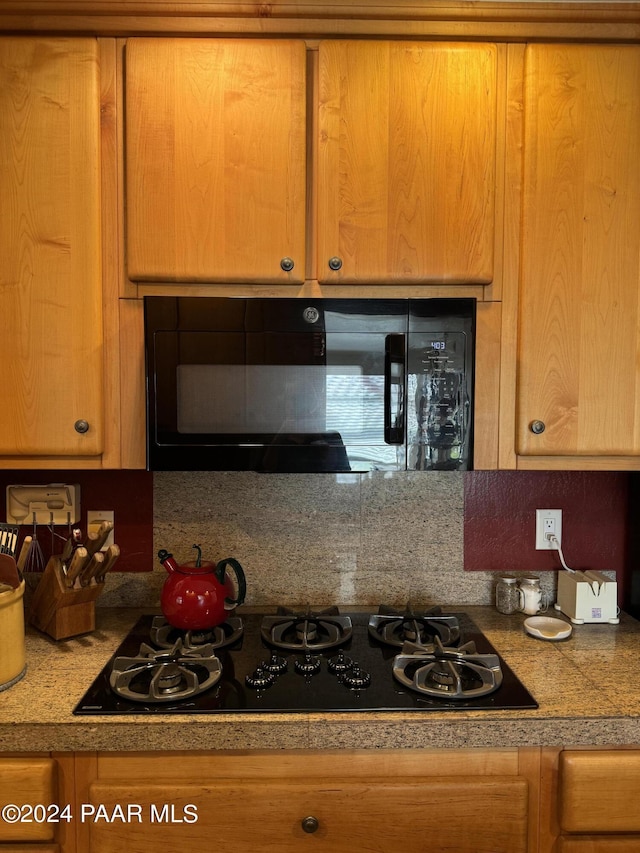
[517,44,640,457]
[317,41,497,285]
[0,37,104,457]
[125,38,307,283]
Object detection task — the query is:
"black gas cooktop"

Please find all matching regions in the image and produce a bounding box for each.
[73,609,538,715]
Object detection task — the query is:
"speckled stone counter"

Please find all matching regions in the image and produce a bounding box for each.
[1,606,639,752]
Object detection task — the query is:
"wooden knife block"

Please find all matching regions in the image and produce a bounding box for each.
[28,556,106,641]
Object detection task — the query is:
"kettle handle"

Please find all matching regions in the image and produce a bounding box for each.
[217,557,247,607]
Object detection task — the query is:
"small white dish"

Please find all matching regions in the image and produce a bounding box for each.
[524,616,573,641]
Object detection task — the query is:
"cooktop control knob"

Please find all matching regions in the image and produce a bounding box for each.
[262,653,288,675]
[294,654,321,676]
[342,664,371,690]
[245,667,275,690]
[327,651,354,674]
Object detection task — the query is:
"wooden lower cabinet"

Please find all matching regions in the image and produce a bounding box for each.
[10,747,640,852]
[0,754,75,852]
[535,747,640,853]
[74,750,533,853]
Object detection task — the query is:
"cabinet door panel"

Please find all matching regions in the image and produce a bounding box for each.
[517,44,640,456]
[0,37,103,456]
[125,38,306,283]
[88,777,527,853]
[318,41,497,284]
[0,758,56,842]
[559,750,640,833]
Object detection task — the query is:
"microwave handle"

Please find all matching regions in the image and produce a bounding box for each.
[384,334,406,444]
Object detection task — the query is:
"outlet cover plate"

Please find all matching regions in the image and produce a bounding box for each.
[535,509,562,550]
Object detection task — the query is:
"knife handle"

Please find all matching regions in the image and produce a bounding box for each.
[16,536,32,573]
[86,521,114,557]
[96,544,120,583]
[80,551,104,586]
[61,528,82,564]
[65,546,88,588]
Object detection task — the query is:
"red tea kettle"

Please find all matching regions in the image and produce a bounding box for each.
[158,544,247,631]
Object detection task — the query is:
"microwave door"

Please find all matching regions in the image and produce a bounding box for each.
[144,296,474,473]
[149,329,405,473]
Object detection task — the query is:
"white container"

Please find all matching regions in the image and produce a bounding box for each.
[555,570,619,624]
[0,579,26,691]
[518,576,548,616]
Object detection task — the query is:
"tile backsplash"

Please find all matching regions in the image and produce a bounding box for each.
[102,471,501,608]
[2,468,627,609]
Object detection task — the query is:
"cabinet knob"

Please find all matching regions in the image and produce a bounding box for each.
[74,419,90,434]
[301,815,319,834]
[328,256,343,271]
[280,257,295,272]
[529,420,546,435]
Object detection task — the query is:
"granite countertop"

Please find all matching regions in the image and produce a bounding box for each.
[1,606,639,753]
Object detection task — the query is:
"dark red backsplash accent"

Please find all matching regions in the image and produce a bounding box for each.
[464,472,629,586]
[0,470,153,572]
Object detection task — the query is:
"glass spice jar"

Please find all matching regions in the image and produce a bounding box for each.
[495,576,522,615]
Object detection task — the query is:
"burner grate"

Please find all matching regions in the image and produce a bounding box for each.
[368,605,461,648]
[392,637,503,699]
[109,639,223,703]
[150,615,243,651]
[261,606,353,651]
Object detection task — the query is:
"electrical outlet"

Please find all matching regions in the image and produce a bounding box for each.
[535,509,562,550]
[86,510,115,549]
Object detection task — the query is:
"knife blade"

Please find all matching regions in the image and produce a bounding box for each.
[86,521,114,557]
[95,544,120,583]
[65,546,88,588]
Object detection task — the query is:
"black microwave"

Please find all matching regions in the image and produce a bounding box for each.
[144,297,475,473]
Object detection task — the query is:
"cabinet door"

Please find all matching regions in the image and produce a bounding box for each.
[317,41,497,284]
[517,44,640,457]
[559,750,640,833]
[0,37,103,456]
[87,776,527,853]
[125,38,306,283]
[0,758,56,843]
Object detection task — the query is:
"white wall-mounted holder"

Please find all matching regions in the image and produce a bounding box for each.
[6,484,81,526]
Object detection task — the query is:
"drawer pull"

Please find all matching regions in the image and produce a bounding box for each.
[301,815,319,833]
[529,419,545,434]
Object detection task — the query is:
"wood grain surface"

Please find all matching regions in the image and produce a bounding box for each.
[0,38,103,457]
[518,44,640,457]
[317,41,497,284]
[125,38,307,283]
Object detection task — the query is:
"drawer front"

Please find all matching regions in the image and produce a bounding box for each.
[88,776,528,853]
[0,759,57,842]
[560,751,640,833]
